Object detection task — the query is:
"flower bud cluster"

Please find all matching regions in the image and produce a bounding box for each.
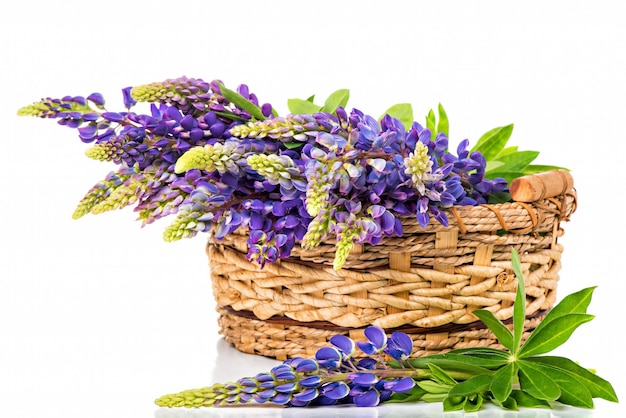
[72,166,138,219]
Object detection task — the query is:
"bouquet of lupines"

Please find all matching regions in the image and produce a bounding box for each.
[18,76,563,269]
[155,249,617,412]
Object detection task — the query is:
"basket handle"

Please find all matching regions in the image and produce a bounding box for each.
[509,170,574,202]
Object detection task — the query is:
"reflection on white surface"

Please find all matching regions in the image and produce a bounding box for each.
[155,402,595,418]
[154,337,599,418]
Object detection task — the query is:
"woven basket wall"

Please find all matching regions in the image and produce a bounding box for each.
[208,173,577,361]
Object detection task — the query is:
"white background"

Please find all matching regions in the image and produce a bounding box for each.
[1,1,625,417]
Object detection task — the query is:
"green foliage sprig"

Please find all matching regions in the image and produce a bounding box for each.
[389,248,617,411]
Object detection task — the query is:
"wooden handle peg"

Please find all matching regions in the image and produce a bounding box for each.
[510,170,573,202]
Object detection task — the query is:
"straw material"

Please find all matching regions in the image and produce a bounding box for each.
[208,181,576,360]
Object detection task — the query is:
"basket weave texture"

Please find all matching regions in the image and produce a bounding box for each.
[209,175,577,360]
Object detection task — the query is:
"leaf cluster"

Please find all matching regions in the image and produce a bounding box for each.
[471,124,567,185]
[390,249,618,412]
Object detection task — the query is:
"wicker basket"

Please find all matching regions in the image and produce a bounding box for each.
[208,171,577,360]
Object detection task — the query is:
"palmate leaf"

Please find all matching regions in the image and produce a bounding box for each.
[521,361,595,408]
[531,286,596,335]
[448,374,492,397]
[517,360,561,401]
[471,309,514,351]
[509,390,551,408]
[490,362,517,402]
[526,356,618,402]
[518,313,595,358]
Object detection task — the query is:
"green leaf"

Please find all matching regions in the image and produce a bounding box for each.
[470,124,514,160]
[445,347,509,357]
[429,350,509,369]
[381,103,413,130]
[448,374,492,397]
[527,356,618,402]
[472,309,514,352]
[492,395,519,410]
[408,356,495,376]
[216,82,266,121]
[517,360,561,401]
[509,390,551,408]
[533,287,596,336]
[464,394,484,412]
[320,89,350,113]
[282,141,304,149]
[387,386,427,403]
[426,363,458,386]
[422,393,449,402]
[518,313,595,358]
[523,361,594,408]
[487,191,512,204]
[487,151,540,175]
[490,362,517,402]
[417,380,452,394]
[213,110,247,122]
[443,396,466,411]
[511,248,526,353]
[485,171,528,184]
[495,146,519,158]
[425,109,436,133]
[436,103,449,137]
[287,98,322,114]
[523,164,570,174]
[485,160,504,172]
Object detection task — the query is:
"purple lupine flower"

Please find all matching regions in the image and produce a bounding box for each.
[122,86,137,108]
[385,332,414,361]
[357,325,388,355]
[315,346,342,369]
[329,334,356,360]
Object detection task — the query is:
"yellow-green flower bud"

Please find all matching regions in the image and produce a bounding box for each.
[404,142,433,194]
[175,143,237,174]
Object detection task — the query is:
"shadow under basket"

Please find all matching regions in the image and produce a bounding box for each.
[209,171,577,361]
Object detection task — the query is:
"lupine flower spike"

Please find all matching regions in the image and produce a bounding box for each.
[155,326,418,408]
